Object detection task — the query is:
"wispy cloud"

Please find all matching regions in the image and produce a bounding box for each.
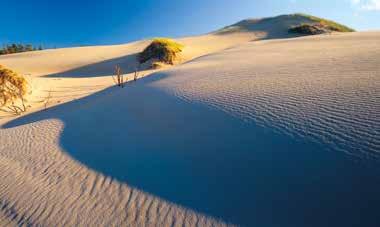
[351,0,380,11]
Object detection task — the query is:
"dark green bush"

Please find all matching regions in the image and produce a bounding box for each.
[0,44,42,55]
[289,23,330,35]
[293,14,355,32]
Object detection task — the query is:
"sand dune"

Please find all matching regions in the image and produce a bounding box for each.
[156,31,380,159]
[0,32,253,123]
[215,14,317,38]
[0,25,257,226]
[0,14,318,122]
[0,119,229,226]
[0,17,379,227]
[0,14,327,123]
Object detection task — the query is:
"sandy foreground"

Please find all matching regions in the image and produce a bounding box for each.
[0,31,380,226]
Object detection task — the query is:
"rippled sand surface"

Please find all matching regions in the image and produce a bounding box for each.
[1,32,379,227]
[0,120,230,226]
[155,32,380,159]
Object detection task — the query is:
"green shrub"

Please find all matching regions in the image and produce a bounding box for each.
[0,43,43,55]
[289,23,330,35]
[138,38,184,65]
[0,65,27,107]
[294,13,355,32]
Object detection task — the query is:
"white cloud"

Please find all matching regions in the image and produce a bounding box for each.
[351,0,380,11]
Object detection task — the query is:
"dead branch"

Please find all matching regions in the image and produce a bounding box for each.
[44,89,52,110]
[134,64,141,82]
[112,65,126,87]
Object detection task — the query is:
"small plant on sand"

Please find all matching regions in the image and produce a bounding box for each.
[133,65,140,82]
[44,88,52,110]
[138,38,184,66]
[0,65,28,114]
[112,65,125,87]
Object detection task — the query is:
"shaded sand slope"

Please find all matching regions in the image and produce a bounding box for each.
[1,32,380,226]
[0,41,149,77]
[0,119,227,226]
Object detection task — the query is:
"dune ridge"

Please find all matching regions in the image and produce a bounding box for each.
[0,14,379,226]
[0,32,253,123]
[0,24,256,227]
[154,32,380,159]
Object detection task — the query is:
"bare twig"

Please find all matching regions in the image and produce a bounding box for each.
[18,88,27,112]
[134,64,141,82]
[112,65,126,87]
[44,89,52,110]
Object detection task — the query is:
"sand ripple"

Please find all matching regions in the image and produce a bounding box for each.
[0,120,228,226]
[1,32,379,226]
[153,32,380,159]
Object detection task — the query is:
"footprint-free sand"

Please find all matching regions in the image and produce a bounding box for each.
[1,27,379,226]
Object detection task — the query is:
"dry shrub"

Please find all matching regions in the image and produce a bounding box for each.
[134,66,140,81]
[0,65,27,114]
[138,38,184,65]
[112,65,126,87]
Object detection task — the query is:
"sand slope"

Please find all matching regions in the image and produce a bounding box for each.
[0,120,229,226]
[157,31,380,158]
[215,14,317,38]
[0,14,323,122]
[1,29,380,226]
[0,32,253,123]
[0,28,255,227]
[0,14,320,122]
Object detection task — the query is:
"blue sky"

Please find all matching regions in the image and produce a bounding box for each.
[0,0,379,47]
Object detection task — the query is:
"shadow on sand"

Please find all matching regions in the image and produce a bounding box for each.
[4,72,380,227]
[44,53,140,78]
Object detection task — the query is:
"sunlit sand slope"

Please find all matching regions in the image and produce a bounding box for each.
[0,32,379,226]
[0,33,253,123]
[0,14,332,122]
[155,32,380,158]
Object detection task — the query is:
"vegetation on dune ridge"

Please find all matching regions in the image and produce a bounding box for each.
[289,23,333,35]
[138,38,184,65]
[292,13,355,32]
[0,65,28,114]
[216,13,355,34]
[0,43,43,55]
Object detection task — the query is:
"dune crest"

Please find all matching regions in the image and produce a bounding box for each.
[0,14,379,227]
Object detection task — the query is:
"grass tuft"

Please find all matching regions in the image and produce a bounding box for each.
[0,65,28,114]
[138,38,184,65]
[293,13,355,32]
